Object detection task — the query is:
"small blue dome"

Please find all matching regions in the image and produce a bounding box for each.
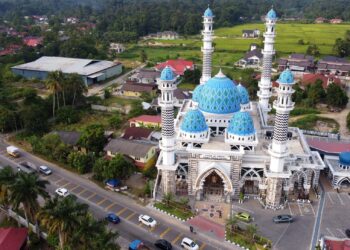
[193,85,203,103]
[339,152,350,165]
[198,70,241,114]
[160,66,174,80]
[237,84,250,105]
[204,7,213,17]
[228,111,255,136]
[180,109,208,133]
[266,8,277,20]
[278,69,294,84]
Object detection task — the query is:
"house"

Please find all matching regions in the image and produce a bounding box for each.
[0,227,28,250]
[319,234,350,250]
[236,44,263,68]
[129,115,162,128]
[317,56,350,76]
[121,127,153,140]
[315,17,327,23]
[23,36,43,47]
[278,54,315,74]
[130,68,161,84]
[330,18,343,24]
[104,138,158,169]
[155,59,194,76]
[242,29,260,38]
[120,81,157,97]
[302,73,342,89]
[109,43,125,53]
[53,131,85,152]
[65,17,79,24]
[11,56,122,85]
[144,31,179,40]
[0,44,21,57]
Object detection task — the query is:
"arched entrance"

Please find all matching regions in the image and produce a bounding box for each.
[203,171,224,200]
[241,168,263,195]
[338,178,350,190]
[176,163,188,196]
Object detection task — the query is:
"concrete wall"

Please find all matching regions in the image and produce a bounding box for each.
[11,68,48,80]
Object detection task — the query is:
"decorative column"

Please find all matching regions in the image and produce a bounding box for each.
[157,66,177,194]
[258,8,277,116]
[200,6,214,85]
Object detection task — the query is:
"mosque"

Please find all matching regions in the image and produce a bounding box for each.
[153,7,325,209]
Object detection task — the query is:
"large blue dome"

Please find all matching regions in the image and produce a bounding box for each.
[266,8,277,20]
[160,66,174,80]
[198,71,241,114]
[278,69,294,84]
[180,109,208,133]
[237,84,250,104]
[192,85,203,103]
[227,111,255,136]
[339,152,350,165]
[204,7,213,17]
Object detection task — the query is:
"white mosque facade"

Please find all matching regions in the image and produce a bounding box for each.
[153,8,325,209]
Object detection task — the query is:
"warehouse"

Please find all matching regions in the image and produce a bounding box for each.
[11,56,122,85]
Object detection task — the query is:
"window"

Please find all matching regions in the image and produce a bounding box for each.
[135,157,140,161]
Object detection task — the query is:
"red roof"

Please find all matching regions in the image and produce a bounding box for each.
[129,115,161,124]
[307,138,350,154]
[0,227,28,250]
[302,73,341,89]
[325,239,350,250]
[23,36,43,47]
[155,59,194,75]
[122,127,153,140]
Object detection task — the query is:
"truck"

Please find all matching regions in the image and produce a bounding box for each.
[18,161,37,174]
[6,146,20,158]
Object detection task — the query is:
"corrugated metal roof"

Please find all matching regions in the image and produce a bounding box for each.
[12,56,120,76]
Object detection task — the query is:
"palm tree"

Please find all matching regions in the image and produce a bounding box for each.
[37,195,88,249]
[9,172,49,231]
[66,73,87,106]
[0,166,16,213]
[226,217,238,236]
[162,192,173,207]
[46,71,64,117]
[246,224,258,244]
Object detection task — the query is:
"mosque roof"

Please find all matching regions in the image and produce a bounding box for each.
[339,152,350,165]
[198,70,241,114]
[160,66,174,80]
[266,8,277,20]
[237,84,250,104]
[204,7,213,17]
[192,84,203,103]
[180,109,208,133]
[278,69,294,84]
[227,111,255,136]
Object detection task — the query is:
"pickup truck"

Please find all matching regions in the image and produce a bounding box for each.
[6,146,20,158]
[18,161,37,174]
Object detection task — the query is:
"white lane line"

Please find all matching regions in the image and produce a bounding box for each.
[327,192,335,205]
[336,193,345,205]
[273,221,291,248]
[309,204,316,216]
[288,203,293,216]
[298,203,304,216]
[326,228,335,237]
[336,228,346,238]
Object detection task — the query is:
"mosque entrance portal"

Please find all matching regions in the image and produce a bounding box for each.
[203,171,225,202]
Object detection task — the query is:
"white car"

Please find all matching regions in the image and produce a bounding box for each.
[138,214,157,227]
[39,166,52,175]
[181,237,199,250]
[55,188,70,197]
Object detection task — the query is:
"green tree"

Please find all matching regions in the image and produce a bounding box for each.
[46,71,64,117]
[140,50,147,63]
[246,224,258,244]
[306,44,320,56]
[56,106,81,125]
[0,106,16,132]
[109,112,122,129]
[326,83,349,108]
[78,124,106,154]
[0,166,16,213]
[21,104,49,134]
[67,151,94,174]
[65,73,87,106]
[182,68,201,85]
[226,217,238,235]
[105,154,134,180]
[307,80,326,106]
[292,83,307,104]
[37,196,89,249]
[162,192,173,207]
[93,157,110,181]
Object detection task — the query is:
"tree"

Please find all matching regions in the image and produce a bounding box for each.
[182,68,201,85]
[246,224,258,244]
[162,192,173,207]
[109,112,122,129]
[140,50,147,63]
[9,172,49,232]
[0,106,16,132]
[105,154,135,180]
[93,157,109,181]
[292,83,307,104]
[0,166,16,213]
[306,44,320,56]
[67,151,94,174]
[56,106,81,125]
[307,80,326,106]
[297,39,305,45]
[78,124,106,154]
[37,196,89,249]
[65,73,87,106]
[347,112,350,130]
[20,104,49,134]
[226,217,238,235]
[46,71,64,117]
[326,83,349,108]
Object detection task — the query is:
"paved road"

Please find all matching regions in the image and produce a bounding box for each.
[0,141,237,250]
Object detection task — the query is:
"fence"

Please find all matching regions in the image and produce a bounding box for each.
[91,104,124,113]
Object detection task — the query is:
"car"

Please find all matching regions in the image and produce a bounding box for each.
[55,187,70,197]
[273,214,293,223]
[105,213,121,224]
[18,161,36,174]
[154,239,172,250]
[138,214,157,227]
[39,165,52,175]
[345,229,350,238]
[180,237,199,250]
[235,212,252,222]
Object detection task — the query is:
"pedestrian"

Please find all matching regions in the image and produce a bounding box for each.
[190,226,194,233]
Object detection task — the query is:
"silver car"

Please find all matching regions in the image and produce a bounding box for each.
[273,215,293,223]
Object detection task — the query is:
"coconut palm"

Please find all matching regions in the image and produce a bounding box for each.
[46,71,64,117]
[37,195,88,249]
[9,172,49,229]
[226,217,238,235]
[246,224,258,244]
[0,166,16,212]
[66,73,87,106]
[162,192,174,207]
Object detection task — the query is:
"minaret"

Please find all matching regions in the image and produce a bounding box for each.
[266,69,295,207]
[157,66,177,194]
[258,8,277,115]
[200,6,214,85]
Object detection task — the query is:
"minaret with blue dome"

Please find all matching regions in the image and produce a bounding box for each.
[237,83,250,111]
[200,6,214,85]
[258,7,277,117]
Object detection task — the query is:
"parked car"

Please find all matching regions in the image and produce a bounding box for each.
[273,214,293,223]
[55,187,70,197]
[6,146,20,157]
[39,165,52,175]
[105,213,121,224]
[154,239,172,250]
[180,237,199,250]
[129,240,150,250]
[235,212,252,222]
[345,229,350,238]
[138,214,157,227]
[18,161,37,174]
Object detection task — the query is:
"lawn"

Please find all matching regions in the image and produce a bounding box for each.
[289,114,339,132]
[154,202,194,220]
[225,226,272,250]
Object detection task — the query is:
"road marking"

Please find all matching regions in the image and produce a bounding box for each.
[61,182,72,188]
[160,227,171,238]
[327,193,335,205]
[326,228,335,237]
[70,185,81,192]
[336,193,345,205]
[172,234,182,244]
[232,205,255,214]
[96,198,107,206]
[125,212,135,220]
[309,204,316,216]
[199,243,206,250]
[149,226,156,232]
[297,203,303,216]
[288,203,293,216]
[77,189,87,196]
[336,228,346,237]
[105,203,116,212]
[54,177,63,184]
[273,221,291,248]
[86,193,96,200]
[116,207,127,216]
